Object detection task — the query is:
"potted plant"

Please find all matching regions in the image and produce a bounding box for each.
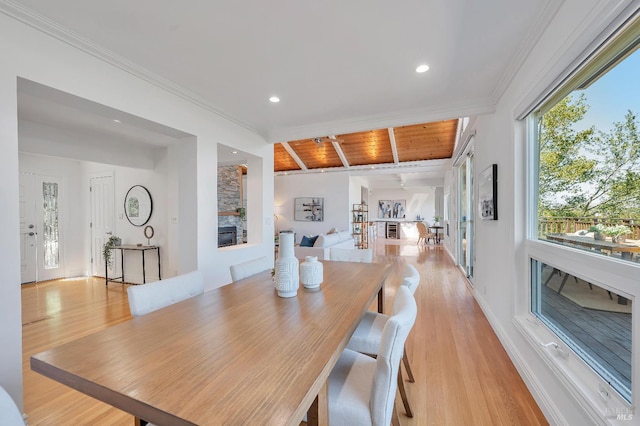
[433,215,441,226]
[237,207,246,221]
[588,224,606,240]
[103,235,121,268]
[603,225,631,243]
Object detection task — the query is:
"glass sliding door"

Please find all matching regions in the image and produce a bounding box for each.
[458,151,474,281]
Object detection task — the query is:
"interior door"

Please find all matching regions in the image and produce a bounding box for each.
[20,173,66,283]
[19,173,37,284]
[90,174,115,277]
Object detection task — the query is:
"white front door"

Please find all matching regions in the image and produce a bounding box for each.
[19,173,65,283]
[90,174,115,277]
[19,173,37,284]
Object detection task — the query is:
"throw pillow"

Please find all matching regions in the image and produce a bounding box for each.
[300,235,318,247]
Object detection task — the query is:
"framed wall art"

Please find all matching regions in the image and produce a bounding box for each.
[478,164,498,220]
[294,197,324,221]
[378,200,392,218]
[392,200,406,219]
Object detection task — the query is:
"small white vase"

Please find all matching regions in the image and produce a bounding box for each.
[300,256,323,289]
[274,232,299,297]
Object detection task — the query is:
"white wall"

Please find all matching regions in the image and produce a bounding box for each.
[0,73,23,411]
[370,187,437,224]
[275,172,350,241]
[0,11,273,409]
[452,1,640,425]
[83,161,168,283]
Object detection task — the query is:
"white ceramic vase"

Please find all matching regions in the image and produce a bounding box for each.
[300,256,323,289]
[274,232,299,297]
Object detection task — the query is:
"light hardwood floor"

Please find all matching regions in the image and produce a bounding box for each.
[21,239,548,425]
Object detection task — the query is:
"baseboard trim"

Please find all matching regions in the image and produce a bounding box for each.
[473,293,567,425]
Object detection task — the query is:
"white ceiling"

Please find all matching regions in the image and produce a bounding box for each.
[8,0,556,143]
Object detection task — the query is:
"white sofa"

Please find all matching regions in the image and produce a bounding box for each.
[294,231,355,260]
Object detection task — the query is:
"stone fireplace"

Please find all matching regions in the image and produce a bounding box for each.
[217,164,246,246]
[218,226,237,248]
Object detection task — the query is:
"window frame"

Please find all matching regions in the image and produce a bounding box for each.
[515,15,640,420]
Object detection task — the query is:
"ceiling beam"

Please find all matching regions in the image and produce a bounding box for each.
[388,128,399,164]
[281,142,308,171]
[330,135,350,169]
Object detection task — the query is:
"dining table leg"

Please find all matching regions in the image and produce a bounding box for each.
[307,381,329,426]
[377,285,385,313]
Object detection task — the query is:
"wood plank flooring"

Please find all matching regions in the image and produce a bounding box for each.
[22,239,548,425]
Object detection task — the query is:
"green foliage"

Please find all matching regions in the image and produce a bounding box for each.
[539,95,640,219]
[103,235,120,268]
[602,224,631,238]
[588,224,605,233]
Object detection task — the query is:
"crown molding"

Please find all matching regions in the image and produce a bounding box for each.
[490,0,566,105]
[267,97,496,143]
[0,0,263,137]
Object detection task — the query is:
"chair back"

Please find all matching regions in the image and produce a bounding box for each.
[416,221,428,237]
[127,270,204,317]
[0,385,25,425]
[369,286,417,426]
[402,264,420,295]
[230,256,271,282]
[329,248,373,263]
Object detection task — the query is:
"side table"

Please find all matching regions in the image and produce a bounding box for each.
[105,245,161,286]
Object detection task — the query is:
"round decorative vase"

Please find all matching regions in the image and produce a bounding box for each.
[274,232,299,298]
[300,256,323,289]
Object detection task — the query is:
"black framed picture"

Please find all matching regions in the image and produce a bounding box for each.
[478,164,498,220]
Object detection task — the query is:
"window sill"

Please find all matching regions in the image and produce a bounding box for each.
[514,315,633,424]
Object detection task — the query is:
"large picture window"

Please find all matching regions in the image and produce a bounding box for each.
[528,17,640,409]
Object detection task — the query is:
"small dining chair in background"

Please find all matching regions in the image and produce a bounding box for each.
[229,256,272,282]
[127,270,204,317]
[329,247,373,263]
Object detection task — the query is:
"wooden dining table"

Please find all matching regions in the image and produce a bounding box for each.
[31,260,390,426]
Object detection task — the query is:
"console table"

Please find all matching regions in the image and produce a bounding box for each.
[105,245,161,286]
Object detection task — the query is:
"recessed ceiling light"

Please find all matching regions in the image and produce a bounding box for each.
[370,166,375,169]
[269,96,280,103]
[416,64,430,73]
[232,151,238,154]
[113,119,121,123]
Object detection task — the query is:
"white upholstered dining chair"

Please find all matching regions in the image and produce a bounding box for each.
[329,247,373,263]
[229,256,272,282]
[127,270,204,317]
[0,386,25,425]
[328,285,417,426]
[346,264,421,417]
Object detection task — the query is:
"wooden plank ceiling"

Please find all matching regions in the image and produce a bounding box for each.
[274,119,458,173]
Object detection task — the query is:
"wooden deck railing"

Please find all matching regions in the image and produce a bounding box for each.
[538,217,640,240]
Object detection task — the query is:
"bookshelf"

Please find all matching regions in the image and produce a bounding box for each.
[352,203,368,249]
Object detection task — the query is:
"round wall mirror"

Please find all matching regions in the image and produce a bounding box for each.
[144,225,155,239]
[124,185,153,226]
